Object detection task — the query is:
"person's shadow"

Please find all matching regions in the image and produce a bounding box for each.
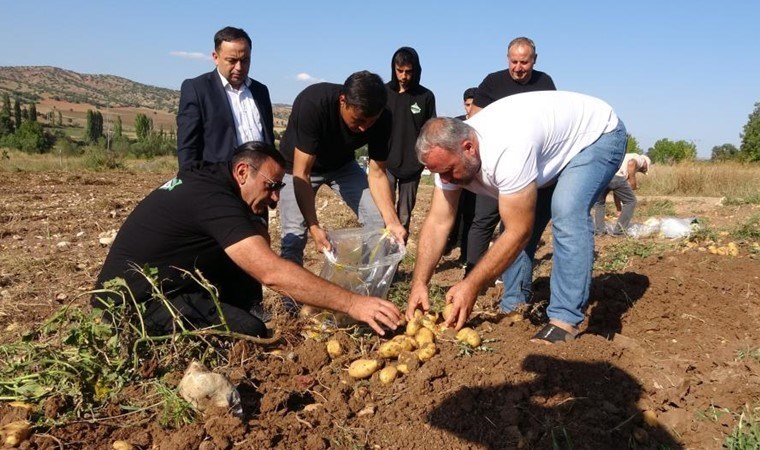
[524,271,650,338]
[428,355,682,449]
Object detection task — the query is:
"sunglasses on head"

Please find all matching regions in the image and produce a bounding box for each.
[247,164,286,191]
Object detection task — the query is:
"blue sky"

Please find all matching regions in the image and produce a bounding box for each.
[1,1,758,158]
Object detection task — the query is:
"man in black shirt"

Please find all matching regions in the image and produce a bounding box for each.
[466,37,556,277]
[278,71,406,269]
[92,142,402,337]
[384,47,436,237]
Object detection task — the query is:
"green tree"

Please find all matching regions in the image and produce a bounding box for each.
[14,120,46,153]
[0,93,13,136]
[57,110,62,127]
[29,103,37,122]
[711,143,740,161]
[739,102,760,162]
[647,138,697,164]
[13,97,21,127]
[626,134,642,154]
[113,115,122,138]
[134,113,152,141]
[84,110,103,143]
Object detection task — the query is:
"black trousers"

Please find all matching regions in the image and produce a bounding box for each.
[387,172,422,235]
[465,194,503,268]
[447,190,476,257]
[143,292,267,337]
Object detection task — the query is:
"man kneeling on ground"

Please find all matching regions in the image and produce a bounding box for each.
[92,141,401,337]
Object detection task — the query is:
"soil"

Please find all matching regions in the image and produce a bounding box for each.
[0,171,758,449]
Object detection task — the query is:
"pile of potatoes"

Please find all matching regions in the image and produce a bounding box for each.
[685,240,740,256]
[328,305,483,384]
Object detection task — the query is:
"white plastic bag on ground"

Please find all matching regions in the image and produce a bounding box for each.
[624,217,698,239]
[659,217,698,239]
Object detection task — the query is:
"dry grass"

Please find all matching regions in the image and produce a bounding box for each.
[2,151,759,202]
[638,161,760,201]
[0,149,177,173]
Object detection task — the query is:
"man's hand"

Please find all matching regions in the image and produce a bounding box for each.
[346,296,402,335]
[308,224,331,253]
[387,222,408,246]
[442,279,479,330]
[406,282,430,320]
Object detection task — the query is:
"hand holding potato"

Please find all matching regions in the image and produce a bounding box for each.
[443,280,479,330]
[405,282,431,321]
[346,296,402,336]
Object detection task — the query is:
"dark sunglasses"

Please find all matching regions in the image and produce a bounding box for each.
[247,164,286,191]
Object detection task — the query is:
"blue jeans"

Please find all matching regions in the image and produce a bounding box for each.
[500,120,627,326]
[279,160,384,265]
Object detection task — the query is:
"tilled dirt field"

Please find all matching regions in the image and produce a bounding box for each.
[0,171,758,449]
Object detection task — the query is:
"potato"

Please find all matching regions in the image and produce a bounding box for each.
[348,359,381,379]
[442,303,455,322]
[113,441,136,450]
[642,410,658,427]
[420,311,440,331]
[391,334,418,351]
[405,319,421,336]
[2,420,32,447]
[413,309,424,320]
[416,342,437,362]
[326,340,343,359]
[415,327,435,346]
[397,351,420,373]
[378,366,398,384]
[378,340,404,359]
[456,327,482,348]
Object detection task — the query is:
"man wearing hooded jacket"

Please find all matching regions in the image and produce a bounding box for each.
[385,47,437,236]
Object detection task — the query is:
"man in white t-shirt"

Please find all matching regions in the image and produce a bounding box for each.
[406,91,627,344]
[593,154,651,235]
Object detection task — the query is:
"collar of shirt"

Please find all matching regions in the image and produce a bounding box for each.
[217,69,251,93]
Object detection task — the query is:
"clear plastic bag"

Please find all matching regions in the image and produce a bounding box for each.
[320,227,406,299]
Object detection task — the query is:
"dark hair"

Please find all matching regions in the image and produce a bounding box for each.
[393,49,415,68]
[214,26,252,51]
[341,71,387,117]
[463,87,478,101]
[232,141,286,168]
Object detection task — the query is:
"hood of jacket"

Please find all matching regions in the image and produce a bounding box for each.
[389,46,422,92]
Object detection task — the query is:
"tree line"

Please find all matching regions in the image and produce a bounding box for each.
[1,92,759,164]
[0,92,176,159]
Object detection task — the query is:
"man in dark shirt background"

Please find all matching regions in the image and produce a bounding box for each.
[466,37,556,278]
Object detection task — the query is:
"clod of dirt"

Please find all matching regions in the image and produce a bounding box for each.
[178,361,242,417]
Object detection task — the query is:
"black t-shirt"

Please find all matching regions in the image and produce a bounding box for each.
[384,84,436,179]
[473,69,556,108]
[93,163,265,311]
[279,83,391,173]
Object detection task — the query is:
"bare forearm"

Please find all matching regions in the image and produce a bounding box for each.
[293,174,319,227]
[411,214,452,287]
[466,228,529,290]
[368,167,402,227]
[262,259,356,312]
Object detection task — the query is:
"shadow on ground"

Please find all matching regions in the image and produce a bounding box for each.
[428,355,681,449]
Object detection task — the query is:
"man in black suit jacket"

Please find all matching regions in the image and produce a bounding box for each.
[177,26,274,167]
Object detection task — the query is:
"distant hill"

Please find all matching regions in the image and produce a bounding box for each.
[0,66,291,131]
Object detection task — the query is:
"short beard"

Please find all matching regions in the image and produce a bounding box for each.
[459,153,480,184]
